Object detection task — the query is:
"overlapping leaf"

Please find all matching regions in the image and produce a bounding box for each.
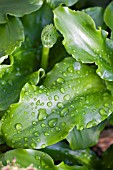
[1,57,113,149]
[0,48,37,111]
[0,16,24,57]
[0,0,44,24]
[67,122,105,150]
[0,148,90,170]
[41,141,97,167]
[104,1,113,39]
[46,0,78,9]
[53,6,113,81]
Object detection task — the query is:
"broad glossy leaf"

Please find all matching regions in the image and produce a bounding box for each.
[83,7,105,29]
[0,0,43,24]
[0,16,24,57]
[104,1,113,39]
[1,57,113,149]
[0,49,37,111]
[54,6,113,81]
[56,162,89,170]
[0,149,55,169]
[67,122,105,150]
[41,141,97,166]
[47,0,78,9]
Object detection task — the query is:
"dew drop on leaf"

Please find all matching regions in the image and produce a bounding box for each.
[41,144,46,148]
[60,87,65,94]
[38,109,48,121]
[32,121,37,125]
[48,118,58,128]
[57,102,64,108]
[34,131,39,137]
[24,137,28,142]
[57,77,65,84]
[30,142,36,148]
[15,123,22,130]
[47,102,52,107]
[61,122,66,127]
[44,132,49,136]
[60,108,69,117]
[54,95,59,101]
[41,123,46,128]
[63,94,70,101]
[67,65,74,73]
[55,126,60,131]
[99,108,107,116]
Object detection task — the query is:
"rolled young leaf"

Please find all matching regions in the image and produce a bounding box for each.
[53,6,113,81]
[1,58,113,149]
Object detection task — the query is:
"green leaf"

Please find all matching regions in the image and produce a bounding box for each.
[56,162,89,170]
[0,0,44,24]
[104,1,113,39]
[83,7,105,29]
[1,57,113,149]
[21,2,53,45]
[47,0,78,9]
[0,16,24,57]
[100,145,113,169]
[53,6,113,81]
[67,122,105,150]
[41,141,97,166]
[0,48,37,111]
[0,149,55,169]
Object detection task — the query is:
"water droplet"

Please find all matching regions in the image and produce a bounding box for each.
[15,123,22,130]
[48,118,58,128]
[54,95,59,101]
[35,156,40,160]
[57,102,64,108]
[31,142,36,148]
[61,122,66,127]
[63,72,67,77]
[60,87,65,94]
[38,109,48,121]
[67,65,74,73]
[55,126,60,131]
[40,160,46,167]
[57,77,65,84]
[36,100,40,106]
[12,140,15,144]
[39,89,43,94]
[32,121,37,125]
[41,144,46,148]
[63,94,70,101]
[86,119,96,128]
[41,123,46,128]
[44,132,49,136]
[31,112,35,117]
[47,102,52,107]
[104,103,109,108]
[24,111,28,114]
[99,108,107,116]
[60,108,69,117]
[34,131,39,137]
[24,137,28,142]
[48,96,52,100]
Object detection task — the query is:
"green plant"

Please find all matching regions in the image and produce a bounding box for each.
[0,0,113,169]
